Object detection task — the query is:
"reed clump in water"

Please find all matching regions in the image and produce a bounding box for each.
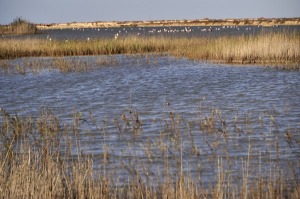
[0,103,299,198]
[0,56,123,74]
[1,32,299,64]
[174,32,300,64]
[0,17,38,35]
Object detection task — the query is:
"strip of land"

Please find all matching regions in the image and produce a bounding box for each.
[1,32,299,66]
[36,17,300,30]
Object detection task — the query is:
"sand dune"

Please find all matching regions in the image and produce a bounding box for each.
[37,18,300,29]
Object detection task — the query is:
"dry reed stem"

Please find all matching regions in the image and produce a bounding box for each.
[1,32,299,65]
[0,105,299,198]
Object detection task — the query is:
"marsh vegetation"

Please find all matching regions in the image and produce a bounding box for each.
[1,32,299,65]
[1,22,300,198]
[0,17,38,35]
[0,102,299,198]
[1,54,300,198]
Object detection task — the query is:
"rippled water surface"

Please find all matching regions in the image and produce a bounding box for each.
[1,56,299,121]
[0,55,299,185]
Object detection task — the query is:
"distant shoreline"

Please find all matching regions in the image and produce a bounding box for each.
[36,17,300,30]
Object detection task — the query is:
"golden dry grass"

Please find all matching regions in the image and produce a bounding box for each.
[1,32,299,64]
[0,17,37,35]
[0,105,299,198]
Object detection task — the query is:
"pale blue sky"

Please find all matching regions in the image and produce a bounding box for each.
[0,0,299,24]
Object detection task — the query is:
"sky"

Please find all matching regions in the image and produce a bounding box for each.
[0,0,299,24]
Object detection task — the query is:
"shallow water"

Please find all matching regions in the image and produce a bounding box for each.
[3,25,300,40]
[1,55,299,123]
[0,55,299,185]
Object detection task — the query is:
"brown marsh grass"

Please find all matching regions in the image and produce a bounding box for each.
[1,32,299,65]
[0,56,123,74]
[0,17,37,35]
[0,103,299,198]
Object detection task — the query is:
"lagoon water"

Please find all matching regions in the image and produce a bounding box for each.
[0,54,299,185]
[1,55,299,124]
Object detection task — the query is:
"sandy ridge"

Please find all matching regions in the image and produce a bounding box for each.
[36,18,300,30]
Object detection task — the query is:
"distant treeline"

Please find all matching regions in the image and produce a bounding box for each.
[0,17,37,35]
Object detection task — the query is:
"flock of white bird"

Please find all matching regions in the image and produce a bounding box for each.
[46,25,259,41]
[108,25,252,39]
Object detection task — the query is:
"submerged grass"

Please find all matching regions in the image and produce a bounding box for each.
[0,55,124,74]
[1,32,299,64]
[0,103,299,198]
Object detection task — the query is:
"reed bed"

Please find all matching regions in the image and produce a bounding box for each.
[0,17,37,35]
[171,32,300,64]
[0,102,299,198]
[1,32,299,64]
[0,55,134,74]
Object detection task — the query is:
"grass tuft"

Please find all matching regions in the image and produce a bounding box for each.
[0,17,38,35]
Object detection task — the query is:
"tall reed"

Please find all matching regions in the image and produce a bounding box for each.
[0,17,37,35]
[1,32,299,64]
[0,103,299,198]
